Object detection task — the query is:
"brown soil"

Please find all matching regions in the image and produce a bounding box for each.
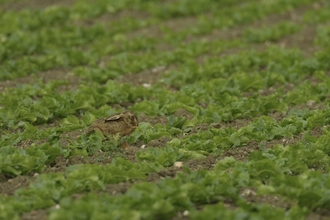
[0,174,34,196]
[1,0,75,11]
[240,187,291,209]
[0,68,80,93]
[21,209,48,220]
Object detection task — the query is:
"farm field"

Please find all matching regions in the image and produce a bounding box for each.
[1,0,330,219]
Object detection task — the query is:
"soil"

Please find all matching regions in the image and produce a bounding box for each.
[21,209,48,220]
[1,1,329,220]
[0,174,34,196]
[1,0,75,11]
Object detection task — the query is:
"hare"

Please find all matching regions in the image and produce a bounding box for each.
[87,111,138,138]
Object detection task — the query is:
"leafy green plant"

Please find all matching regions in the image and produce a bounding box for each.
[244,22,300,43]
[1,0,330,219]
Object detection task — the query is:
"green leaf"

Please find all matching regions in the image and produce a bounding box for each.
[214,157,237,173]
[81,112,96,126]
[132,101,159,116]
[60,115,82,131]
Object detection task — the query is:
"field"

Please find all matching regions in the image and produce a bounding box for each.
[1,0,330,219]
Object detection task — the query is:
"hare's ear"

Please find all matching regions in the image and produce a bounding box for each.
[105,115,121,122]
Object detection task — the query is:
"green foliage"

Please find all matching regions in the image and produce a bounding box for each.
[304,4,330,24]
[1,0,330,219]
[244,22,300,43]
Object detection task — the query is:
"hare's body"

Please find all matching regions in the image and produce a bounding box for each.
[87,111,138,138]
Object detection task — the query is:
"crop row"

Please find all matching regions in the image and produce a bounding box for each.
[1,78,330,173]
[1,121,330,219]
[47,159,330,219]
[1,44,328,129]
[1,0,328,80]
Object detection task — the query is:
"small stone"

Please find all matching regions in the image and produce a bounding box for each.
[151,66,165,73]
[183,210,189,216]
[174,162,183,168]
[142,83,151,88]
[241,188,256,196]
[307,100,316,107]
